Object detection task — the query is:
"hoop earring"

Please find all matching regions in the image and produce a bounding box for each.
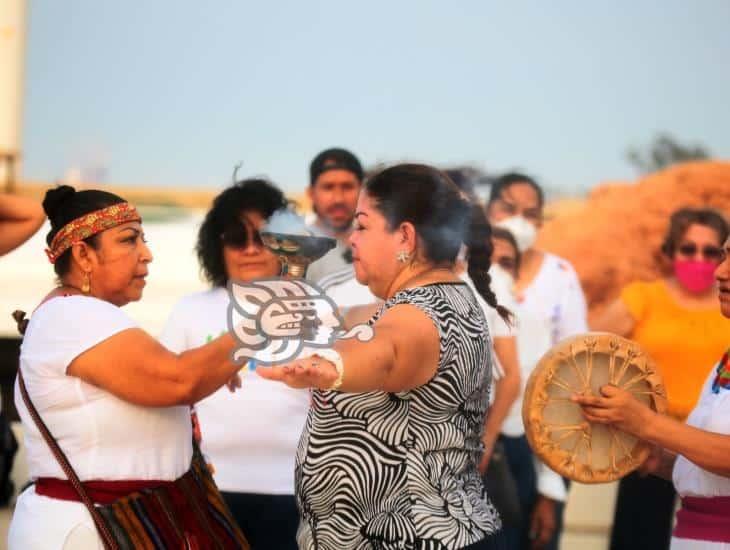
[82,272,91,294]
[396,251,410,263]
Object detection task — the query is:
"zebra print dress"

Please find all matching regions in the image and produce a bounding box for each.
[295,282,501,549]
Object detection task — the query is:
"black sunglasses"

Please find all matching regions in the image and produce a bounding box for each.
[677,243,724,261]
[221,225,263,249]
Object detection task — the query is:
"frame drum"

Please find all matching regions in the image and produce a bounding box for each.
[522,333,667,483]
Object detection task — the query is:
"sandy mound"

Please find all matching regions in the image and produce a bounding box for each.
[538,161,730,316]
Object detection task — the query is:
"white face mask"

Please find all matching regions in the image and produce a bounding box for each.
[489,263,515,288]
[494,215,537,252]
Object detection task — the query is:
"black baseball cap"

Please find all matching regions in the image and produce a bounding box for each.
[309,148,364,186]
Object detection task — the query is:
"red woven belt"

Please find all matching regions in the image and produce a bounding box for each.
[35,477,176,505]
[673,496,730,543]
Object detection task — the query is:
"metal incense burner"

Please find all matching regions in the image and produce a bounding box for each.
[260,231,336,278]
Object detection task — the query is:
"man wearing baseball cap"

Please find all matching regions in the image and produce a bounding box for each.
[305,147,364,286]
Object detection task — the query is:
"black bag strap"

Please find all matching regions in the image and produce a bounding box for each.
[14,310,119,550]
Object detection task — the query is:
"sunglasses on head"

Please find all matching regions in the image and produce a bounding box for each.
[220,224,263,249]
[677,243,724,261]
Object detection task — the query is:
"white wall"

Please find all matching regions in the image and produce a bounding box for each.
[0,212,209,338]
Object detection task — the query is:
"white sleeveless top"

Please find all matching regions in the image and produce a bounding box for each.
[16,295,192,481]
[9,295,192,549]
[160,288,310,495]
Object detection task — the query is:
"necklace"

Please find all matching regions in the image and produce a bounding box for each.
[391,266,456,295]
[56,284,83,296]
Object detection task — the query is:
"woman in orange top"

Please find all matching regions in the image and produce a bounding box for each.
[593,207,730,550]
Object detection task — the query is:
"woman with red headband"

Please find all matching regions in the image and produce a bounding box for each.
[8,186,248,549]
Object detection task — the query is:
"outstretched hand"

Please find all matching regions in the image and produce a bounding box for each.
[256,355,338,390]
[571,384,654,438]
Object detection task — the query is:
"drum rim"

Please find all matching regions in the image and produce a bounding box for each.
[522,331,667,484]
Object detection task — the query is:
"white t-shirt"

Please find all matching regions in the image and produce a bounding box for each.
[160,288,311,495]
[501,253,588,502]
[460,266,517,339]
[673,359,730,498]
[9,296,192,550]
[17,296,192,480]
[320,265,378,310]
[305,225,352,286]
[501,253,588,437]
[459,266,518,380]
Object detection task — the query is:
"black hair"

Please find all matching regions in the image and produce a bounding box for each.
[491,226,522,273]
[443,168,478,202]
[197,178,288,287]
[488,172,545,209]
[365,163,510,322]
[465,201,512,323]
[309,147,364,186]
[661,207,729,257]
[43,185,127,277]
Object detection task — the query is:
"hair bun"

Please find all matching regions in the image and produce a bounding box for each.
[43,185,77,221]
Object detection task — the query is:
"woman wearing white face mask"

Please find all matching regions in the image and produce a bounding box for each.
[444,170,522,477]
[454,212,522,476]
[593,207,730,550]
[486,173,589,550]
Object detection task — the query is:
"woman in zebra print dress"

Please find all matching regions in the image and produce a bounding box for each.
[258,164,509,549]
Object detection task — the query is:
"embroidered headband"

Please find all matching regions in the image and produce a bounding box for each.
[45,202,142,264]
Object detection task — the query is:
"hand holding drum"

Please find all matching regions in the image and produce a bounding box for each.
[522,333,667,483]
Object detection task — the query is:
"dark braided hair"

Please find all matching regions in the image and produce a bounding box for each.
[465,202,511,323]
[365,163,509,322]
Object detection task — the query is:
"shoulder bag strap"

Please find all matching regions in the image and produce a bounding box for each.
[17,369,119,550]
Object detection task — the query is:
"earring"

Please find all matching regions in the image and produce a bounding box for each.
[396,251,410,263]
[82,272,91,294]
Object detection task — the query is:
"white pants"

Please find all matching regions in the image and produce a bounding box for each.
[672,537,730,550]
[8,486,103,549]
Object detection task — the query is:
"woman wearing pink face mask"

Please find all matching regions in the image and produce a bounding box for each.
[593,207,730,550]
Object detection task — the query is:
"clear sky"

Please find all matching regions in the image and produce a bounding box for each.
[21,1,730,195]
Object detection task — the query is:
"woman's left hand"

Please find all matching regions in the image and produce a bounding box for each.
[529,496,556,549]
[256,355,338,390]
[571,384,654,438]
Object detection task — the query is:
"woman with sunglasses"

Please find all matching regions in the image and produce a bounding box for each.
[593,207,730,550]
[160,179,308,550]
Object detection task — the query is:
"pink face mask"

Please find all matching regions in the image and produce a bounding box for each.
[673,259,717,294]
